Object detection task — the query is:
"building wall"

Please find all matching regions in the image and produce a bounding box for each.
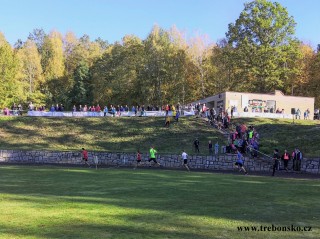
[191,91,314,118]
[0,150,319,174]
[189,93,227,109]
[225,91,314,116]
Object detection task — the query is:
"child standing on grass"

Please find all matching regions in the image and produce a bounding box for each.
[81,148,91,167]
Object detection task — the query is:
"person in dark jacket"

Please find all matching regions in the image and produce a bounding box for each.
[272,149,280,176]
[194,138,200,153]
[294,149,302,171]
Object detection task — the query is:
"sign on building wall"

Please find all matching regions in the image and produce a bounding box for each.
[248,99,264,112]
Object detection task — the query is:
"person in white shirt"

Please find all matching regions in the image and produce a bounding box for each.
[181,150,190,172]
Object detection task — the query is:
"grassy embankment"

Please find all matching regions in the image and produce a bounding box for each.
[0,116,319,157]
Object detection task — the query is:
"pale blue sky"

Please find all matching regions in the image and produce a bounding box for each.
[0,0,319,48]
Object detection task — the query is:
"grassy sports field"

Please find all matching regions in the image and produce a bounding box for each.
[0,165,319,239]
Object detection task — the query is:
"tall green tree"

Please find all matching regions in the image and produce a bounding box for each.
[212,39,238,92]
[225,0,300,93]
[91,35,145,105]
[115,35,145,105]
[143,25,176,106]
[41,31,66,104]
[69,62,90,105]
[63,32,81,78]
[309,50,320,107]
[0,33,20,107]
[17,40,44,98]
[283,43,314,96]
[64,32,105,80]
[167,26,199,105]
[42,31,65,81]
[28,28,46,54]
[188,34,215,98]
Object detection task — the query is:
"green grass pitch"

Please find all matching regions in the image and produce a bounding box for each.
[0,165,319,239]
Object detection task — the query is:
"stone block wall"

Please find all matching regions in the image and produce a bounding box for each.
[0,150,319,174]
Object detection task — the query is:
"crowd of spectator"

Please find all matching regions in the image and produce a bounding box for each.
[2,103,23,116]
[279,148,303,171]
[227,125,259,156]
[2,100,320,124]
[189,102,234,130]
[188,100,307,173]
[47,103,186,117]
[226,123,303,172]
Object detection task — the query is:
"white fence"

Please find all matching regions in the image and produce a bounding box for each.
[27,110,196,117]
[22,110,294,119]
[234,112,293,119]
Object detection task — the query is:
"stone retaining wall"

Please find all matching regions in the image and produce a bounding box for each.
[0,150,319,174]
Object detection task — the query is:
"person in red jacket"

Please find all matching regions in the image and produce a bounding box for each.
[134,150,142,169]
[281,149,291,171]
[82,148,91,167]
[96,104,101,112]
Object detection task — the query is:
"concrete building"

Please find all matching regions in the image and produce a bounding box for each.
[191,90,314,119]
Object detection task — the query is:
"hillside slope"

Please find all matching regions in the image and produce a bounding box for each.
[0,116,319,157]
[0,116,223,154]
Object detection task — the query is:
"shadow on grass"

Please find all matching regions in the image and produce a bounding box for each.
[0,222,233,239]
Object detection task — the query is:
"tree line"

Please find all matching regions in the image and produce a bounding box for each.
[0,0,319,110]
